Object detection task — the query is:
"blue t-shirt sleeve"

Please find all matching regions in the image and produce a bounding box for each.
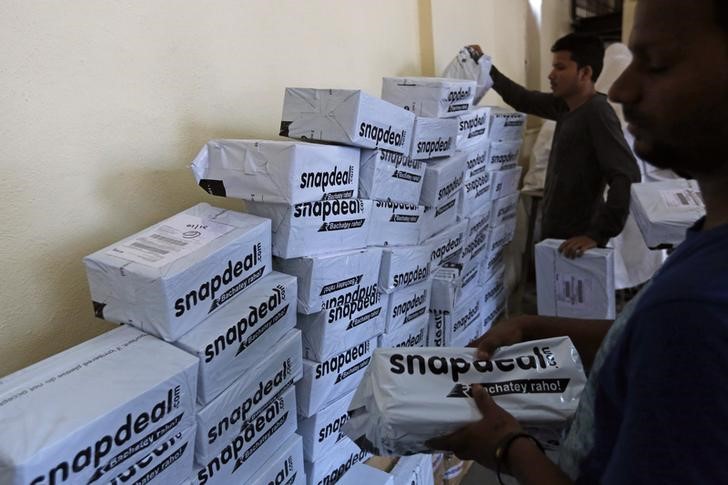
[602,300,728,484]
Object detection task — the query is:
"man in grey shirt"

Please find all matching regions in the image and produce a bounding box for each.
[477,34,640,258]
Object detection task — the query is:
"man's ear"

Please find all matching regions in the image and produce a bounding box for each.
[579,65,594,83]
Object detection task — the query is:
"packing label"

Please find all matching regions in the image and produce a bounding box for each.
[555,273,593,311]
[659,188,704,209]
[107,214,235,268]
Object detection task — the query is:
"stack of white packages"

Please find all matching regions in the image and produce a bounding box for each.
[0,326,198,485]
[630,179,705,248]
[535,239,616,320]
[85,199,307,484]
[338,462,395,485]
[390,454,435,485]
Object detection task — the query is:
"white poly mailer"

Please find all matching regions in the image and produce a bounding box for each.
[297,337,377,418]
[424,220,468,269]
[360,149,426,204]
[249,433,305,485]
[481,294,505,335]
[461,143,490,180]
[274,248,381,314]
[419,193,461,241]
[427,292,481,347]
[338,463,394,485]
[378,245,432,294]
[84,203,271,341]
[441,48,494,103]
[630,179,705,248]
[536,239,616,319]
[384,278,433,334]
[482,265,506,310]
[304,437,370,485]
[298,390,356,462]
[461,208,491,271]
[378,315,429,350]
[455,108,492,150]
[175,271,297,405]
[419,153,466,208]
[367,201,425,246]
[194,329,302,463]
[280,88,415,154]
[490,166,522,201]
[108,425,196,485]
[299,283,385,362]
[490,192,518,227]
[409,117,458,160]
[0,326,198,485]
[429,265,482,317]
[381,77,476,118]
[190,139,360,204]
[245,199,372,259]
[488,107,526,142]
[460,170,492,217]
[193,386,298,485]
[485,140,521,172]
[344,337,587,455]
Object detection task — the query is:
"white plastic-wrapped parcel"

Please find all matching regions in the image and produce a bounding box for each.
[384,277,432,334]
[420,194,460,240]
[461,208,491,270]
[274,247,381,314]
[304,437,371,485]
[460,170,492,217]
[487,108,526,142]
[491,192,519,227]
[194,329,302,463]
[378,314,429,350]
[382,77,476,118]
[455,107,492,150]
[536,239,616,319]
[462,144,489,180]
[175,271,297,404]
[409,117,458,160]
[490,166,522,200]
[378,244,432,294]
[248,433,305,485]
[419,152,466,208]
[390,454,435,485]
[367,200,425,246]
[359,149,425,204]
[298,390,356,462]
[630,179,705,248]
[427,292,481,347]
[0,326,198,485]
[343,337,586,455]
[190,139,360,203]
[280,88,415,154]
[486,140,522,172]
[245,199,372,259]
[441,48,494,104]
[84,203,271,341]
[338,463,394,485]
[424,220,467,269]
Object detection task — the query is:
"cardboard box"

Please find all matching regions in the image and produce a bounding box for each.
[299,283,385,362]
[420,193,461,240]
[304,437,371,485]
[424,220,468,269]
[384,278,432,334]
[360,149,426,204]
[193,386,298,485]
[630,179,705,248]
[245,199,372,259]
[175,271,296,404]
[190,139,360,204]
[381,77,476,118]
[274,247,381,314]
[0,326,197,485]
[338,463,394,485]
[280,88,415,154]
[419,153,466,208]
[410,117,458,160]
[299,390,356,462]
[485,140,521,172]
[378,245,432,294]
[490,166,522,201]
[378,313,429,349]
[194,329,302,463]
[490,192,519,227]
[297,337,377,418]
[455,107,492,150]
[84,203,272,341]
[536,239,616,319]
[249,433,305,485]
[368,200,425,246]
[487,107,526,142]
[109,425,196,485]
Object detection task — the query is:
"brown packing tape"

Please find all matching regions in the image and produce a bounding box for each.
[366,455,399,473]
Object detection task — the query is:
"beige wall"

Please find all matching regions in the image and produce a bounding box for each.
[0,0,547,376]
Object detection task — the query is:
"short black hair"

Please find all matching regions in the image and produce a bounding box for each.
[715,0,728,32]
[551,33,605,82]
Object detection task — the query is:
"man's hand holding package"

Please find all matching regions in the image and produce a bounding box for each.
[559,235,597,259]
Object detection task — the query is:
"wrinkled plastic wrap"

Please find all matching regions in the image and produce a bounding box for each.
[344,337,586,455]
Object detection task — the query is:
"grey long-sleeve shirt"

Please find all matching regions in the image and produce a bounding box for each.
[491,66,640,245]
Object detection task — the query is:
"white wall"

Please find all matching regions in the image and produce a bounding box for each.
[0,0,544,376]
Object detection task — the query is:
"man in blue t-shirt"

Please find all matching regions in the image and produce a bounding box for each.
[428,0,728,483]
